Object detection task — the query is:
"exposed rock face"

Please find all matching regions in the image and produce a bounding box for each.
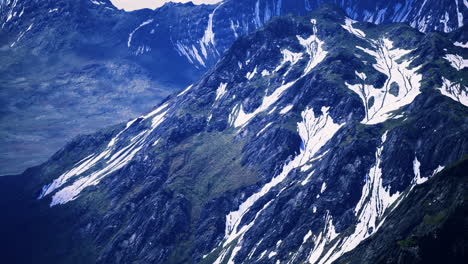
[0,0,467,175]
[336,158,468,264]
[0,5,466,264]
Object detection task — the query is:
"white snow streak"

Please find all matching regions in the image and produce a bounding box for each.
[341,17,366,39]
[441,11,451,32]
[432,165,445,176]
[438,77,468,107]
[311,132,401,264]
[10,23,33,47]
[279,104,293,114]
[246,66,258,80]
[412,157,426,184]
[445,53,468,70]
[307,211,339,264]
[177,84,193,97]
[38,104,169,206]
[230,20,240,38]
[320,182,327,193]
[233,19,327,128]
[128,19,154,47]
[215,82,228,101]
[215,107,343,263]
[348,38,422,124]
[256,122,272,137]
[297,19,328,75]
[234,81,297,127]
[454,41,468,48]
[175,43,206,67]
[303,230,313,243]
[196,2,223,63]
[274,49,303,73]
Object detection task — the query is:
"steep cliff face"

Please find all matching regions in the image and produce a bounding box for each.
[1,0,467,176]
[1,5,466,264]
[336,157,468,264]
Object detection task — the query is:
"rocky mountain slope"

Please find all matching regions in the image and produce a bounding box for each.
[1,0,467,176]
[0,5,467,264]
[336,157,468,263]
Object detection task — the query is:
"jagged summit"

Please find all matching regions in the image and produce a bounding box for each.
[0,5,467,264]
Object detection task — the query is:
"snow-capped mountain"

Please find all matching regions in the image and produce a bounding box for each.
[108,0,468,69]
[0,0,466,176]
[1,5,466,264]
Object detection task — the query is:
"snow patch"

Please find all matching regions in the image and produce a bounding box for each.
[297,20,327,75]
[349,39,422,124]
[246,66,258,80]
[274,49,303,72]
[454,41,468,48]
[341,17,366,38]
[234,80,297,127]
[445,54,468,70]
[307,211,339,264]
[233,19,328,128]
[279,104,293,114]
[439,77,468,107]
[215,82,228,101]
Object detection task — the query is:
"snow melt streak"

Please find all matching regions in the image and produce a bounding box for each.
[309,132,400,264]
[310,133,437,264]
[233,19,327,128]
[445,53,468,70]
[341,17,366,39]
[38,104,169,206]
[348,38,422,124]
[439,77,468,107]
[214,107,343,263]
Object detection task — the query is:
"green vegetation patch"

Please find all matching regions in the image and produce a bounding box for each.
[423,210,447,225]
[167,131,260,218]
[397,237,418,248]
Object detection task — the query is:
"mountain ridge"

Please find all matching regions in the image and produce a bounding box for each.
[0,5,467,263]
[1,0,467,175]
